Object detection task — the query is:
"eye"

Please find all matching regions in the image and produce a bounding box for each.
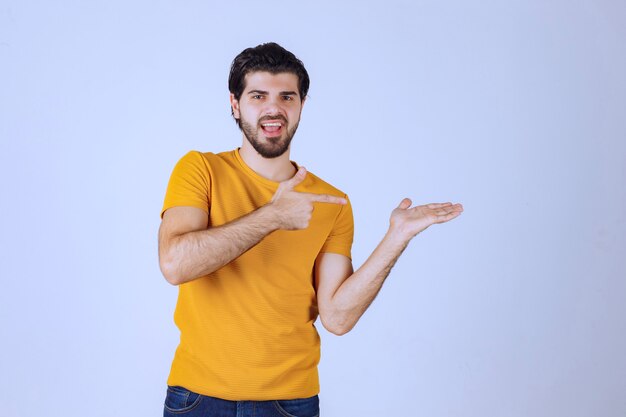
[283,95,294,101]
[252,95,263,100]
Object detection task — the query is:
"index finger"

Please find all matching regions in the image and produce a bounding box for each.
[305,193,347,205]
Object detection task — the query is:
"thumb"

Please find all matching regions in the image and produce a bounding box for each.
[284,166,307,189]
[397,198,412,210]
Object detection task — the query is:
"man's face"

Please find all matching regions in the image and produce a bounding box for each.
[230,71,304,159]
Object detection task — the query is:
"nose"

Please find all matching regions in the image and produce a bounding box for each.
[262,95,284,116]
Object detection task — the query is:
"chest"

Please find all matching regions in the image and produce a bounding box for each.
[207,170,338,262]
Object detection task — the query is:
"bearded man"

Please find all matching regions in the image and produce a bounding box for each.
[158,42,463,417]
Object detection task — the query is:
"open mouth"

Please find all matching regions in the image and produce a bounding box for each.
[260,121,284,137]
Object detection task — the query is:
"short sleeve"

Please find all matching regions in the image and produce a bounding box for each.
[319,194,354,259]
[161,151,212,218]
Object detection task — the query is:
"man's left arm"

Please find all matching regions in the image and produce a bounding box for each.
[314,198,463,335]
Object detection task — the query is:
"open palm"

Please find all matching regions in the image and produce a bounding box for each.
[390,198,463,239]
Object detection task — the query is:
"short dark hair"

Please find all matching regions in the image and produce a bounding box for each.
[228,42,310,127]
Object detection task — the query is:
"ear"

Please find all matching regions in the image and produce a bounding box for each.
[229,93,240,119]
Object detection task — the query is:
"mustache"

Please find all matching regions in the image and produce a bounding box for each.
[258,115,287,124]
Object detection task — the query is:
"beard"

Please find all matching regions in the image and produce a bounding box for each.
[240,114,300,159]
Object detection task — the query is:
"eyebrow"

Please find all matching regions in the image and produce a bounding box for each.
[247,90,299,97]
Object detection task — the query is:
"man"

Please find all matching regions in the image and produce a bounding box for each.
[159,42,463,417]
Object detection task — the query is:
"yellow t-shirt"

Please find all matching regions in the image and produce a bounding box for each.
[161,149,354,400]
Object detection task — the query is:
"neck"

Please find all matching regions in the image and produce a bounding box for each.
[239,140,297,182]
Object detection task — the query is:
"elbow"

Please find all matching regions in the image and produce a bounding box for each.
[159,258,183,286]
[159,242,182,285]
[328,326,351,336]
[321,315,353,336]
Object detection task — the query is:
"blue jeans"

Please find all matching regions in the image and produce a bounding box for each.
[163,385,320,417]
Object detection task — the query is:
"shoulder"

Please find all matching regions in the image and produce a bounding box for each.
[177,150,215,165]
[173,149,239,171]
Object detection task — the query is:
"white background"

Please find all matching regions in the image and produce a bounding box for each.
[1,1,625,416]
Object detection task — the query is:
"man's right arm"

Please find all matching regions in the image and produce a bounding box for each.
[158,167,346,285]
[158,204,280,285]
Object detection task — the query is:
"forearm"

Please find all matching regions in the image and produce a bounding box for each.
[161,205,278,285]
[329,230,409,333]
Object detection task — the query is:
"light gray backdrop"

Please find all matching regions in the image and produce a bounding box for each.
[1,1,624,416]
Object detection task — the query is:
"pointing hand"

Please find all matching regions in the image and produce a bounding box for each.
[269,167,347,230]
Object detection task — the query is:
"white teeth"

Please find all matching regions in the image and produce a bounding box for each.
[262,122,282,127]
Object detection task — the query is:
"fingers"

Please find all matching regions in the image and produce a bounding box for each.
[426,202,453,209]
[397,198,412,209]
[423,202,463,213]
[282,166,308,190]
[279,168,346,205]
[406,202,459,211]
[434,209,463,223]
[433,204,463,222]
[432,203,463,212]
[306,193,347,205]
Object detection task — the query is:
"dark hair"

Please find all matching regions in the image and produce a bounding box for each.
[228,42,310,127]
